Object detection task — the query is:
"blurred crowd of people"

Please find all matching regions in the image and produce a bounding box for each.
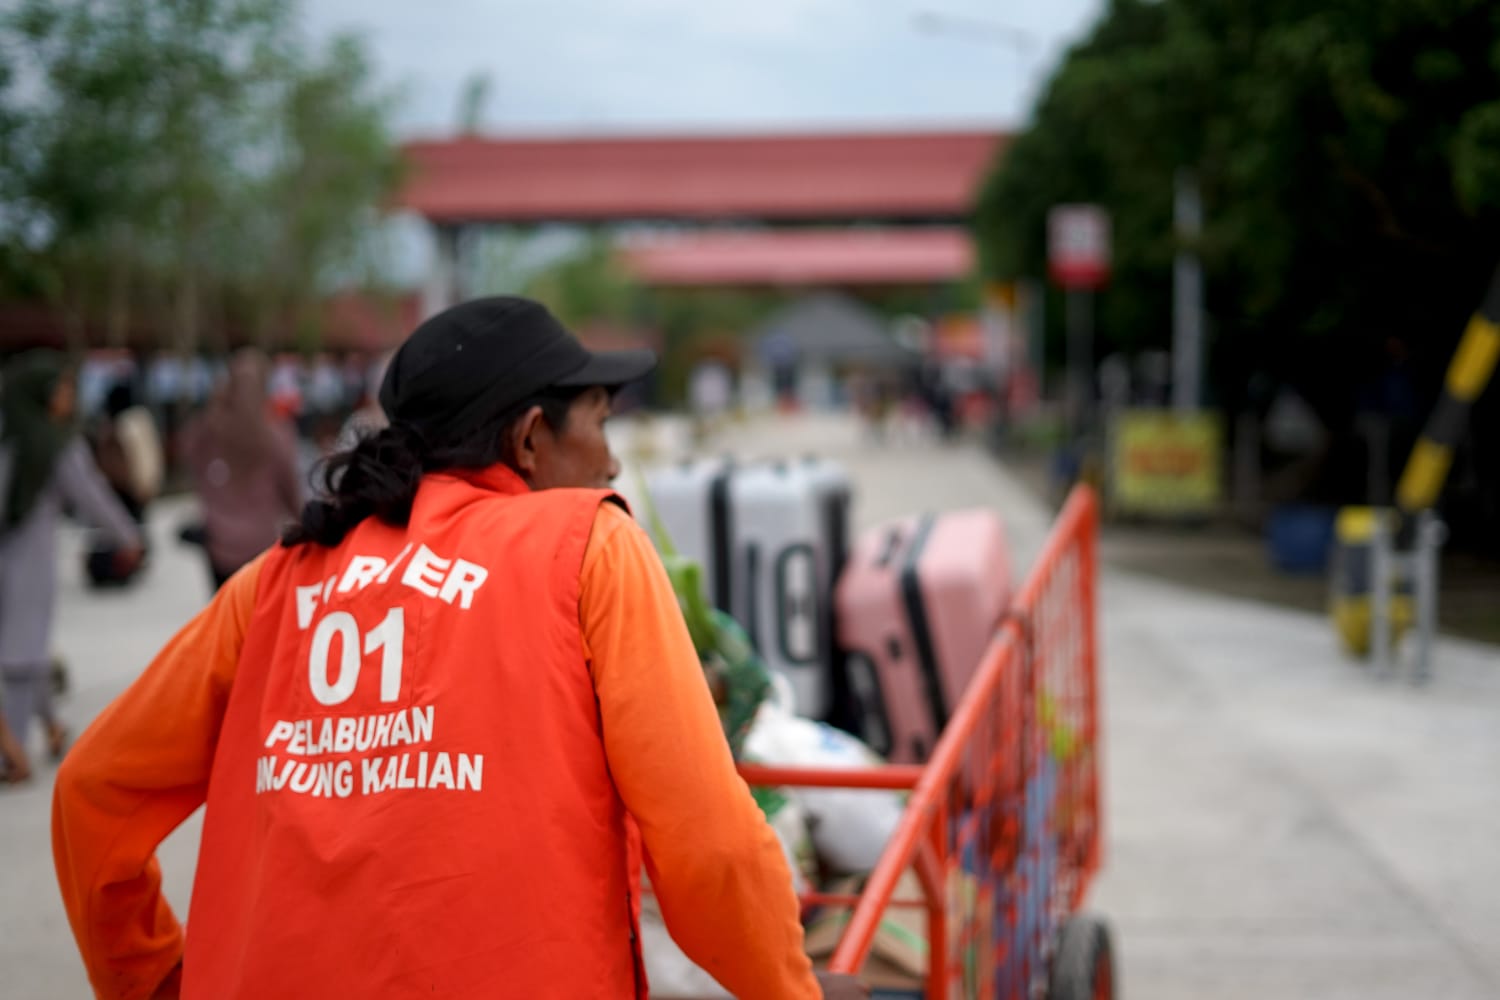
[0,345,388,783]
[2,340,998,784]
[845,358,1005,445]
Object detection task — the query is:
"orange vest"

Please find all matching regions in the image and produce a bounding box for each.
[182,466,644,999]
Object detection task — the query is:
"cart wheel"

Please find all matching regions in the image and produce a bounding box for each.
[1047,913,1114,1000]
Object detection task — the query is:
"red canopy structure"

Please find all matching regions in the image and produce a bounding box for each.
[397,129,1008,314]
[396,130,1007,223]
[620,227,973,287]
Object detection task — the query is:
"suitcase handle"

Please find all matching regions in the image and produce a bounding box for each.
[774,543,819,665]
[875,526,904,568]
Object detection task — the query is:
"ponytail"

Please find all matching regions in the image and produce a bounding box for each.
[283,423,425,547]
[282,385,585,548]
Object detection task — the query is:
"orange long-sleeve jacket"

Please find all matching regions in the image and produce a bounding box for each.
[53,471,818,999]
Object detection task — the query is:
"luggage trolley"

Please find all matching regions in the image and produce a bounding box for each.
[739,486,1110,999]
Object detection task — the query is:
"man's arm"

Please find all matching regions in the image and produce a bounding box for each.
[581,503,821,999]
[52,557,263,1000]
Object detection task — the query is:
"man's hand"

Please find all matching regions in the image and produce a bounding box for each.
[815,970,870,999]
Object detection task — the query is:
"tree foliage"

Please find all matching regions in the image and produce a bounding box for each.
[520,233,641,331]
[0,0,402,352]
[505,232,788,403]
[975,0,1500,445]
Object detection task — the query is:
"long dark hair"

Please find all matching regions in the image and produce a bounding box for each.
[284,386,584,547]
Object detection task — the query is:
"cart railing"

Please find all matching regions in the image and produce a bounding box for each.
[737,485,1101,999]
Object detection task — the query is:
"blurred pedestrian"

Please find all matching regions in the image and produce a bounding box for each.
[179,349,303,591]
[146,351,189,445]
[849,369,893,443]
[52,297,865,999]
[84,379,163,587]
[0,710,29,783]
[267,353,304,423]
[332,349,392,454]
[920,358,958,440]
[0,350,143,773]
[306,353,345,418]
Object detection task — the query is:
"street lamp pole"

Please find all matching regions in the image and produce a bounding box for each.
[911,11,1036,53]
[913,9,1043,426]
[1172,169,1204,412]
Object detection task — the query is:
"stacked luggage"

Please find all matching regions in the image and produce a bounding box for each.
[635,452,1057,998]
[835,508,1010,762]
[645,457,851,721]
[642,457,1012,761]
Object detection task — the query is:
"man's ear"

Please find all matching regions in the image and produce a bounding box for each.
[509,405,547,476]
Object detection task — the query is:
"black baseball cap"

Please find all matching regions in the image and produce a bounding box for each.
[378,296,656,436]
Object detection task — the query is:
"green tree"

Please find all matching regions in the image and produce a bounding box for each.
[645,287,785,404]
[514,235,789,404]
[2,0,402,353]
[6,0,295,349]
[975,0,1500,478]
[231,33,404,350]
[0,60,43,299]
[521,233,641,329]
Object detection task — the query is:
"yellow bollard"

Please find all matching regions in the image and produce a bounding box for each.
[1330,507,1413,658]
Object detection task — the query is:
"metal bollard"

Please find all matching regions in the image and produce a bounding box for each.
[1369,508,1446,683]
[1411,510,1447,685]
[1370,511,1394,677]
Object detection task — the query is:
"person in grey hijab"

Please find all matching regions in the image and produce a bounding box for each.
[0,350,143,778]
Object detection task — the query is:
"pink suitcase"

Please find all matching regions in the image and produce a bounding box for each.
[833,508,1011,763]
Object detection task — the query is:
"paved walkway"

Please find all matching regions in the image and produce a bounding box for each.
[3,412,1498,998]
[682,414,1500,999]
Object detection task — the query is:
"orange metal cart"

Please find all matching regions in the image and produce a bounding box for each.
[738,485,1109,999]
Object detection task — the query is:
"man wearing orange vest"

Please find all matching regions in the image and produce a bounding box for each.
[52,297,865,999]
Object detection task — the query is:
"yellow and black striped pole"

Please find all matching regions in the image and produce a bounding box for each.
[1332,264,1500,659]
[1395,267,1500,513]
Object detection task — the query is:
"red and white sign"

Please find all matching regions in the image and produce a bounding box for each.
[1048,204,1111,289]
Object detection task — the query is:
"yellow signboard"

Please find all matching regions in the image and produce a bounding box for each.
[1110,409,1223,516]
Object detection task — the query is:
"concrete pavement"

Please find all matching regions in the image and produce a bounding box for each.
[3,411,1498,998]
[655,413,1500,999]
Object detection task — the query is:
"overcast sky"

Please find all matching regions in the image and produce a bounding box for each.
[300,0,1105,138]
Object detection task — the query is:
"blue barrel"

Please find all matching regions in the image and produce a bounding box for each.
[1265,504,1337,574]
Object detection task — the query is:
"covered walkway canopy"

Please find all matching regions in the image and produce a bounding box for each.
[396,129,1007,313]
[396,130,1007,223]
[619,227,973,287]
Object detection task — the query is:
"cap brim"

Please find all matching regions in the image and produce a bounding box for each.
[552,348,658,389]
